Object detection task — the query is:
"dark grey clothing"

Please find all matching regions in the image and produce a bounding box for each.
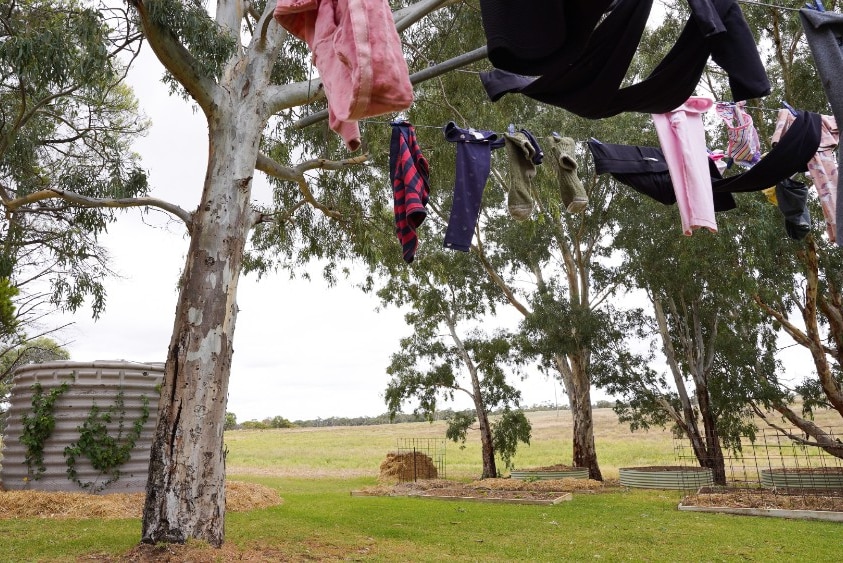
[480,0,769,119]
[799,7,843,246]
[775,178,812,241]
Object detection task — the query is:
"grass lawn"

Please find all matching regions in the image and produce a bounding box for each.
[2,409,842,561]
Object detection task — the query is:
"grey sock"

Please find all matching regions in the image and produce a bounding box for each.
[503,132,537,220]
[547,135,587,213]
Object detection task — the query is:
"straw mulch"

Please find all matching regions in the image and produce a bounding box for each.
[378,451,438,483]
[358,476,603,499]
[0,481,281,519]
[683,490,843,512]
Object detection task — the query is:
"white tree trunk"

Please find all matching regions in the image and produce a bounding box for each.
[142,99,263,546]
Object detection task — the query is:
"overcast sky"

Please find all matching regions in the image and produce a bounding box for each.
[44,4,812,423]
[43,44,573,423]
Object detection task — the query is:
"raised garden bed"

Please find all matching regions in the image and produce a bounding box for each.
[619,466,713,490]
[352,488,572,505]
[352,477,602,505]
[510,464,589,481]
[760,467,843,490]
[680,487,843,522]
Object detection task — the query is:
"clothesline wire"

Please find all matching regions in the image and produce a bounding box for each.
[736,0,804,12]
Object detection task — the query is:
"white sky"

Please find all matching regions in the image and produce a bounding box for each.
[44,47,571,422]
[43,4,813,423]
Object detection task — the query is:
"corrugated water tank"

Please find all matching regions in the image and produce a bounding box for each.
[1,360,163,493]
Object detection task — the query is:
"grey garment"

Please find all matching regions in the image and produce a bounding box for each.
[800,8,843,246]
[546,135,588,213]
[502,132,537,220]
[775,178,811,241]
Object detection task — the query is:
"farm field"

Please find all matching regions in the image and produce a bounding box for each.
[2,408,843,561]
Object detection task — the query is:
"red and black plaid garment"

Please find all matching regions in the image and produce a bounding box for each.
[389,121,430,263]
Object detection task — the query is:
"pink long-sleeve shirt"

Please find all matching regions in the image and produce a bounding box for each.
[274,0,414,151]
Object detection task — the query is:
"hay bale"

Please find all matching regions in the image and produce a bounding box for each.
[379,451,438,483]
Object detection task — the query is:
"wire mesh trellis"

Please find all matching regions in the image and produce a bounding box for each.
[674,427,843,511]
[395,438,446,482]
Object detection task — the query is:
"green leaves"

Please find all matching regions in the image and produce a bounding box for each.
[0,0,148,323]
[20,379,71,478]
[64,390,150,492]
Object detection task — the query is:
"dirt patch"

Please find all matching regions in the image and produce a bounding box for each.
[356,477,604,501]
[0,481,281,520]
[764,467,843,475]
[620,465,710,472]
[378,451,438,483]
[519,464,584,472]
[86,540,361,562]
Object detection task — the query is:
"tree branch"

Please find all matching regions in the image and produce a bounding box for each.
[254,152,369,225]
[2,189,193,228]
[127,0,219,115]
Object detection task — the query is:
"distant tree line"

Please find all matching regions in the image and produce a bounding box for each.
[223,402,621,431]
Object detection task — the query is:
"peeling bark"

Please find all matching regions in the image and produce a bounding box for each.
[556,353,602,480]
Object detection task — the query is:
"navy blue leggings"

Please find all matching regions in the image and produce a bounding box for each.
[443,122,505,252]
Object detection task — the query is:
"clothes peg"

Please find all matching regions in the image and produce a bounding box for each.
[805,0,826,11]
[782,101,798,117]
[507,123,516,134]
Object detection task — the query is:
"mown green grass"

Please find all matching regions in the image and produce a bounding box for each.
[2,408,843,561]
[4,476,842,561]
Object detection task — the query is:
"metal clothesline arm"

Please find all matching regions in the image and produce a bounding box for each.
[291,45,490,131]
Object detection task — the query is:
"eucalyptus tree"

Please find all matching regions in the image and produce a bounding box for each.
[726,1,843,455]
[2,0,483,547]
[609,191,788,484]
[381,247,530,479]
[0,0,146,413]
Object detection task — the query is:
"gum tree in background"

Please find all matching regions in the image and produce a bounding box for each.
[609,194,786,485]
[381,248,531,479]
[0,0,146,407]
[738,0,843,457]
[345,4,660,482]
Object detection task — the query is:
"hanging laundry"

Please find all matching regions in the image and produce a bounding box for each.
[479,0,770,119]
[762,186,778,206]
[389,121,430,263]
[587,110,822,218]
[797,7,843,246]
[711,110,821,195]
[442,122,505,252]
[715,101,762,168]
[502,131,538,220]
[546,135,588,213]
[775,178,812,241]
[652,97,718,235]
[479,1,617,75]
[772,109,838,243]
[587,140,737,212]
[274,0,413,151]
[708,150,729,175]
